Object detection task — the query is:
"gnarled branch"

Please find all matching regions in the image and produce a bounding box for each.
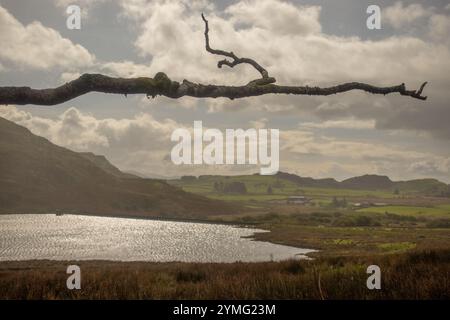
[0,74,428,105]
[0,14,428,106]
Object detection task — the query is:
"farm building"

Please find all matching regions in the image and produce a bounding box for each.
[287,196,310,205]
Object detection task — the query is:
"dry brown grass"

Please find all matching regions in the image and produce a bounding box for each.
[0,249,448,300]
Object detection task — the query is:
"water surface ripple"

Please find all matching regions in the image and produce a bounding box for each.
[0,214,314,262]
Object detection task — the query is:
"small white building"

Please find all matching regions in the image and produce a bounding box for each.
[287,196,310,205]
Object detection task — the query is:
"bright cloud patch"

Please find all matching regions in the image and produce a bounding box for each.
[384,2,431,29]
[0,6,94,70]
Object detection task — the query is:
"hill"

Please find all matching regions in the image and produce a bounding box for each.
[169,171,450,198]
[275,171,339,189]
[278,172,449,196]
[341,174,394,190]
[0,117,235,218]
[78,152,139,179]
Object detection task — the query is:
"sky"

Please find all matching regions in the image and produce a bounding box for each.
[0,0,449,182]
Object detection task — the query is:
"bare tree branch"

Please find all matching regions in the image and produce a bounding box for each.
[0,15,428,106]
[0,74,428,105]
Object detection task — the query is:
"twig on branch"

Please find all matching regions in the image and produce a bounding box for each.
[201,13,276,86]
[0,14,428,106]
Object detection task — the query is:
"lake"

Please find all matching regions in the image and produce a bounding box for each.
[0,214,314,262]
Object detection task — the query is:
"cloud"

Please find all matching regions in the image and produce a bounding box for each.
[117,0,324,85]
[408,158,450,177]
[383,2,450,45]
[0,6,94,70]
[280,128,450,181]
[301,118,376,130]
[53,0,107,17]
[281,129,418,160]
[384,2,432,29]
[249,118,268,129]
[100,60,153,78]
[226,0,321,36]
[428,14,450,44]
[60,72,82,82]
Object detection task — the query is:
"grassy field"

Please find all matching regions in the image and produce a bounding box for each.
[207,206,450,257]
[168,175,450,211]
[250,223,450,256]
[0,249,448,299]
[358,205,450,218]
[169,175,398,204]
[171,174,450,259]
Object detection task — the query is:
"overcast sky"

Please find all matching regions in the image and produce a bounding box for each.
[1,0,449,182]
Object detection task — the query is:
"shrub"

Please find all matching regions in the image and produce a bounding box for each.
[175,269,207,283]
[426,219,450,228]
[283,260,306,275]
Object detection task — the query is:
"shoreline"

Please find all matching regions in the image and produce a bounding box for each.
[1,211,255,227]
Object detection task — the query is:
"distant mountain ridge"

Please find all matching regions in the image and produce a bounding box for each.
[275,172,449,195]
[184,172,450,197]
[0,117,235,217]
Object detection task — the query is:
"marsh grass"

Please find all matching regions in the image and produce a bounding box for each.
[0,249,448,300]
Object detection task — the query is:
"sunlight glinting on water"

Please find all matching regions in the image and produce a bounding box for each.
[0,214,314,262]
